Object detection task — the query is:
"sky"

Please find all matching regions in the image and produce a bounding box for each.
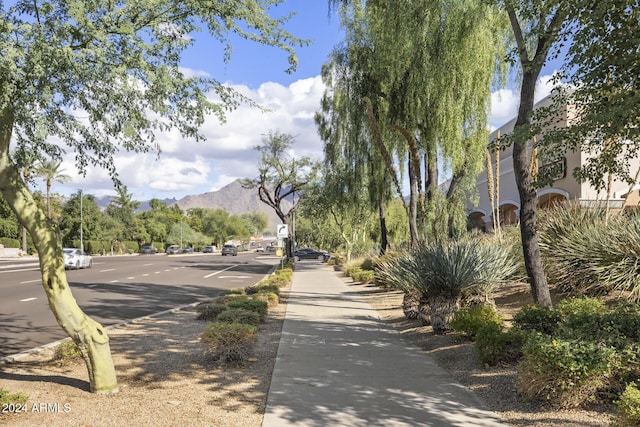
[44,1,559,203]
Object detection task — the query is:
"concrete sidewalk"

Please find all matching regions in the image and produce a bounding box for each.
[262,263,508,427]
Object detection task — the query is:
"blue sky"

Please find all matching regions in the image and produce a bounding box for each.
[48,1,560,203]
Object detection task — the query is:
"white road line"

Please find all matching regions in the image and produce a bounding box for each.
[142,274,149,277]
[109,280,119,283]
[100,269,115,273]
[88,285,97,288]
[203,265,237,279]
[19,279,41,284]
[143,264,154,266]
[20,298,37,302]
[127,277,135,280]
[0,268,40,273]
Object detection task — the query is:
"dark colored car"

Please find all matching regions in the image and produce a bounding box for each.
[202,245,216,253]
[294,248,330,262]
[140,245,157,255]
[221,244,238,256]
[166,245,181,255]
[180,247,194,254]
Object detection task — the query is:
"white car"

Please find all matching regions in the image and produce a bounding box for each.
[63,248,93,270]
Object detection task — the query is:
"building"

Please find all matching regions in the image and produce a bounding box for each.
[468,96,640,231]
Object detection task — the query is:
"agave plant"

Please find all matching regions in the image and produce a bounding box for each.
[416,239,517,333]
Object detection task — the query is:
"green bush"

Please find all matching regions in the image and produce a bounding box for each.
[208,294,249,305]
[246,283,280,296]
[196,303,228,321]
[517,334,617,408]
[201,322,258,364]
[0,388,28,409]
[475,323,529,366]
[614,382,640,427]
[228,299,268,320]
[451,304,504,339]
[351,269,375,284]
[216,308,261,326]
[253,292,279,307]
[53,340,83,364]
[228,288,246,295]
[556,297,607,318]
[513,304,562,335]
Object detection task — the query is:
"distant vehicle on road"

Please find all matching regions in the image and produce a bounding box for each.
[202,245,216,253]
[181,247,194,254]
[221,244,238,256]
[140,245,157,255]
[294,248,330,262]
[63,248,93,270]
[256,245,265,253]
[166,245,181,255]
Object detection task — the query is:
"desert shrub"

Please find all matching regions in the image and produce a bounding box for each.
[475,324,529,366]
[196,303,228,321]
[451,304,504,339]
[556,297,607,318]
[53,340,83,364]
[513,304,562,335]
[253,292,279,307]
[614,382,640,427]
[360,258,374,271]
[228,299,268,320]
[216,308,261,326]
[562,309,640,349]
[539,204,640,302]
[201,323,258,364]
[246,283,280,296]
[228,288,246,295]
[517,334,617,408]
[208,294,249,305]
[351,269,375,284]
[0,388,28,410]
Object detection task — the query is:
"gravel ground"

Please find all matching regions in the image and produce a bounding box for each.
[1,273,615,426]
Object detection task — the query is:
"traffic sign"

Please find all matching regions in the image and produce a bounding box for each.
[277,224,289,238]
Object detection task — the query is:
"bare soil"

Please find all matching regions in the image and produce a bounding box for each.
[1,274,615,426]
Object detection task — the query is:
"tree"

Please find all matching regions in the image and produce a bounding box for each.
[325,0,509,247]
[33,159,71,219]
[0,1,303,393]
[242,130,320,258]
[105,185,140,241]
[541,0,640,195]
[498,0,571,306]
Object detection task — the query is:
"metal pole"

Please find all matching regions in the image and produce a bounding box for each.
[79,190,84,252]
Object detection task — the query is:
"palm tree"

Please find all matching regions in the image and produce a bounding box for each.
[34,160,72,218]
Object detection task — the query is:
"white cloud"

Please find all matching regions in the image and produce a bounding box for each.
[53,75,327,202]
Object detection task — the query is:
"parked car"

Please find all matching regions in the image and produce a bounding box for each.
[266,245,277,253]
[180,247,194,254]
[256,245,265,253]
[63,248,93,270]
[202,245,216,253]
[294,248,330,262]
[166,245,181,255]
[221,244,238,256]
[140,245,157,255]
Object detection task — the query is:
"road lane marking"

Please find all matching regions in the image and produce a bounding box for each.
[19,279,41,284]
[20,298,37,302]
[142,274,149,277]
[109,280,119,283]
[127,277,135,280]
[0,268,40,273]
[100,269,115,273]
[218,275,251,279]
[203,265,236,279]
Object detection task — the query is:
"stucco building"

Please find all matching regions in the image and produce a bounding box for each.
[468,96,640,231]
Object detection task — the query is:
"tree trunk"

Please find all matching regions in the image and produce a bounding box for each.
[378,200,388,255]
[408,158,419,248]
[512,71,552,307]
[429,295,458,334]
[0,109,118,394]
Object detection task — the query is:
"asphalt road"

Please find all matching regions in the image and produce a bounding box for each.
[0,252,280,359]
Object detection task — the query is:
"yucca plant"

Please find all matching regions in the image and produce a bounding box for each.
[540,205,640,302]
[417,239,517,333]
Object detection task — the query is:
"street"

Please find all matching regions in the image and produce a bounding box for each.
[0,252,279,359]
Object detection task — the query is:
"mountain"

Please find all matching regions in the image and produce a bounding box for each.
[172,180,290,231]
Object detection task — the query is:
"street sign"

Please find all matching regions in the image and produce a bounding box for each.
[277,224,289,238]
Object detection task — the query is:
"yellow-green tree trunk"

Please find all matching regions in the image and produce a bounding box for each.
[0,109,118,394]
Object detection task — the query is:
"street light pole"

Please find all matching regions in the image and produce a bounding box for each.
[79,189,84,252]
